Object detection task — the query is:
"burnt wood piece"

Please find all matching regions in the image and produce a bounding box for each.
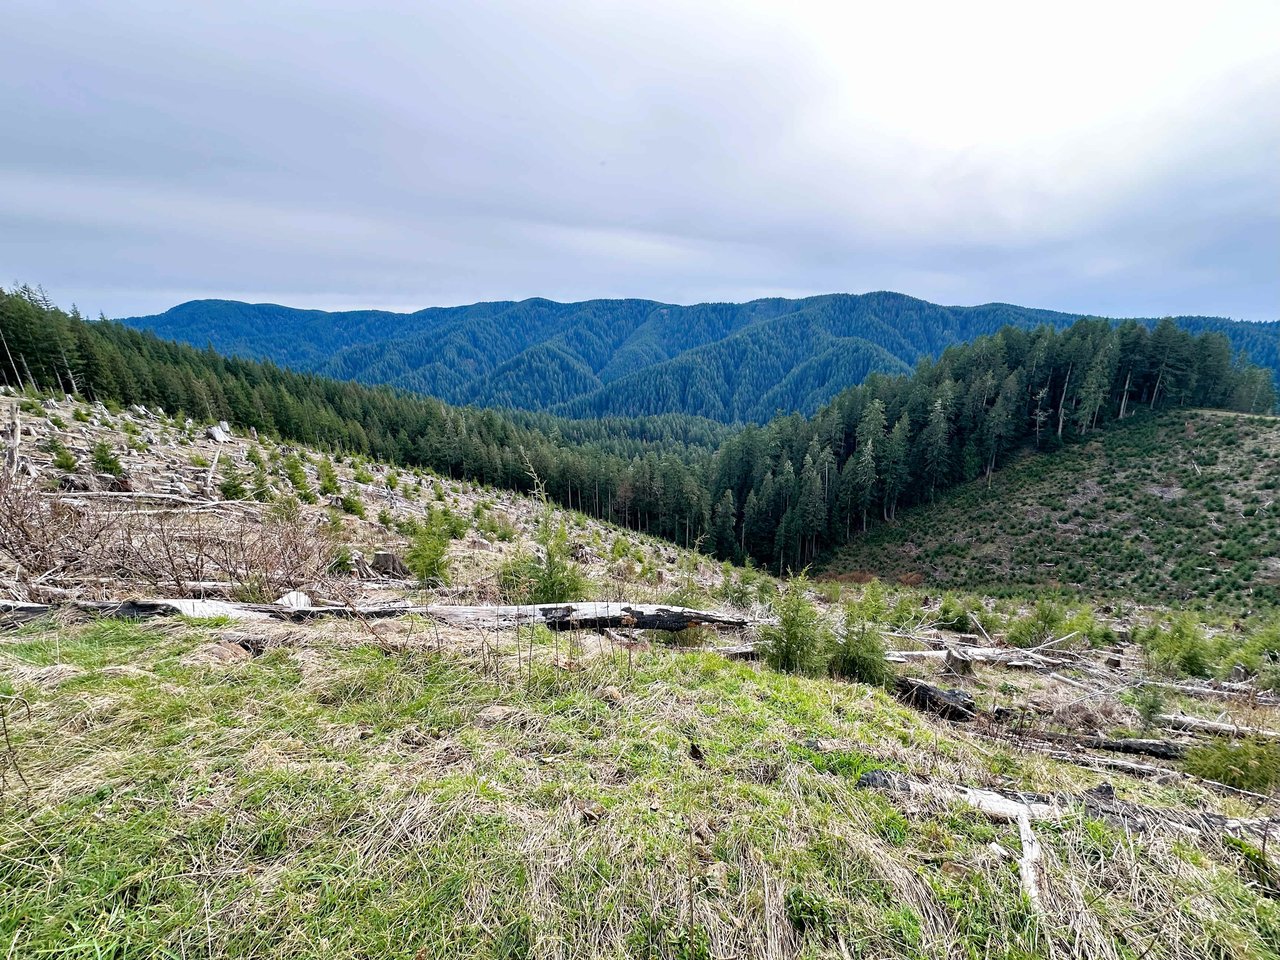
[894,676,977,721]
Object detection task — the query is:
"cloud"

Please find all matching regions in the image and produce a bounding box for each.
[1,0,1277,319]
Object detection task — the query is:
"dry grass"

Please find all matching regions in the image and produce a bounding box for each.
[2,616,1279,959]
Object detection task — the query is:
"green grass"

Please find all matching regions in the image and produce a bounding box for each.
[2,618,1279,958]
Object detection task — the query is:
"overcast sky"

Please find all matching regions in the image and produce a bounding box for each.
[2,1,1277,320]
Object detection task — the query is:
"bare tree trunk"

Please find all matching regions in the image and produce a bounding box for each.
[1056,362,1073,439]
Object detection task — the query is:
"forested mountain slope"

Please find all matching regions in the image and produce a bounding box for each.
[120,292,1280,423]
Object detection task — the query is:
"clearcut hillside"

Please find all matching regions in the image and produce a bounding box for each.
[820,409,1280,612]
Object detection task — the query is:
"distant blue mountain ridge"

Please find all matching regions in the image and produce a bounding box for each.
[119,291,1280,423]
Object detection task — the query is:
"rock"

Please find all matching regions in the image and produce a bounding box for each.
[570,798,607,823]
[274,590,313,610]
[205,424,232,443]
[371,551,411,578]
[1084,782,1116,801]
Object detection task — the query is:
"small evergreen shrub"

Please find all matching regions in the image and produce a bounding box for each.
[218,465,248,500]
[317,457,340,496]
[759,576,830,676]
[45,437,77,472]
[90,441,123,477]
[497,512,588,604]
[829,607,892,686]
[281,455,317,503]
[407,523,452,586]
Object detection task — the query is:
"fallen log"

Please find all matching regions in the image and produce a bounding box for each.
[1145,680,1280,707]
[0,599,749,632]
[1029,729,1186,760]
[409,602,749,632]
[1159,713,1280,741]
[887,647,1071,670]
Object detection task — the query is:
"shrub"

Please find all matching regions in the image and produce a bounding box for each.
[1144,615,1213,678]
[1132,685,1166,732]
[249,463,274,502]
[317,457,341,496]
[714,563,753,608]
[1184,738,1280,793]
[90,441,123,476]
[268,495,302,524]
[45,437,77,472]
[497,511,588,604]
[406,523,451,587]
[428,504,470,539]
[281,454,317,503]
[935,593,977,632]
[887,594,925,630]
[849,579,888,623]
[829,607,892,686]
[339,491,365,518]
[759,576,830,675]
[218,465,248,500]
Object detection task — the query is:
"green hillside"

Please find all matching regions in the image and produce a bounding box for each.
[119,292,1280,424]
[820,410,1280,611]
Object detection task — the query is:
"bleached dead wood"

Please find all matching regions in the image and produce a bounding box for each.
[0,598,749,632]
[1144,679,1280,707]
[887,647,1069,670]
[860,771,1280,842]
[1158,712,1280,741]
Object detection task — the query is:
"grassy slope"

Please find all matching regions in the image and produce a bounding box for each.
[821,410,1280,613]
[3,617,1279,959]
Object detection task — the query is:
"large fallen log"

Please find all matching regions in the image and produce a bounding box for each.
[407,602,748,632]
[1145,680,1280,707]
[0,599,749,632]
[1158,712,1280,741]
[1029,729,1186,760]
